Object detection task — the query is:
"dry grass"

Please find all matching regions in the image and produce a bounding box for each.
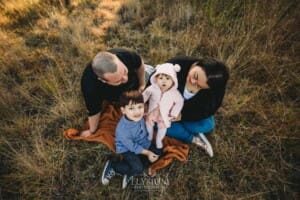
[0,0,299,199]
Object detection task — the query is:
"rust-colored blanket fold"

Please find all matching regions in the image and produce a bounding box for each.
[64,102,189,173]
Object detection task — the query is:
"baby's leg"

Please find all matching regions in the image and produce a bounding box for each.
[146,123,154,141]
[156,128,167,149]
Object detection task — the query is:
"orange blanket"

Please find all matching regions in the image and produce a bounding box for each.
[63,102,189,174]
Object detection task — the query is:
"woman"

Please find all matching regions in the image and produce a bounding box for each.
[164,56,229,157]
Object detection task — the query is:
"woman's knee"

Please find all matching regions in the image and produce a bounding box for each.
[167,123,192,143]
[185,116,215,134]
[204,117,215,132]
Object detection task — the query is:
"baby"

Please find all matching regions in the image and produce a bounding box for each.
[143,63,184,154]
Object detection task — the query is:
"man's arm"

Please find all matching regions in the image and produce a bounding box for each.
[136,58,146,92]
[80,112,101,137]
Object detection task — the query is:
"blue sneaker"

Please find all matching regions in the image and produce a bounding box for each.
[101,160,115,185]
[122,174,132,189]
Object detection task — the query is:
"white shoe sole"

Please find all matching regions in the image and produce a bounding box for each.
[122,175,132,189]
[198,133,214,157]
[101,161,110,185]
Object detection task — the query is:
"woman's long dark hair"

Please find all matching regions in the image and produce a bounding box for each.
[197,58,229,89]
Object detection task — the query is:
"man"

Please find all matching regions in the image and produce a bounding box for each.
[80,48,146,137]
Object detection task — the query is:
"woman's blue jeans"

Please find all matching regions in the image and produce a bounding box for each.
[166,116,215,143]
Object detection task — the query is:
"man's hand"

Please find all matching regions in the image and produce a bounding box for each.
[82,112,100,137]
[137,59,146,92]
[138,84,146,92]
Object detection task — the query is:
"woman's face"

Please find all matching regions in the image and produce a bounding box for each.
[186,64,209,89]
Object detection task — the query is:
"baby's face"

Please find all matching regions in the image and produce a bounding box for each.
[156,74,173,92]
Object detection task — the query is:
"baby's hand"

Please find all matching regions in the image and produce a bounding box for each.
[148,152,159,163]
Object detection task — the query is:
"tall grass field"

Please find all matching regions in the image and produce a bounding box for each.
[0,0,299,199]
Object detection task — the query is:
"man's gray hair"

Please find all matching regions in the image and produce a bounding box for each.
[92,51,117,77]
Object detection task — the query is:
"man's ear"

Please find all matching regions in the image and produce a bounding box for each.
[98,77,107,83]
